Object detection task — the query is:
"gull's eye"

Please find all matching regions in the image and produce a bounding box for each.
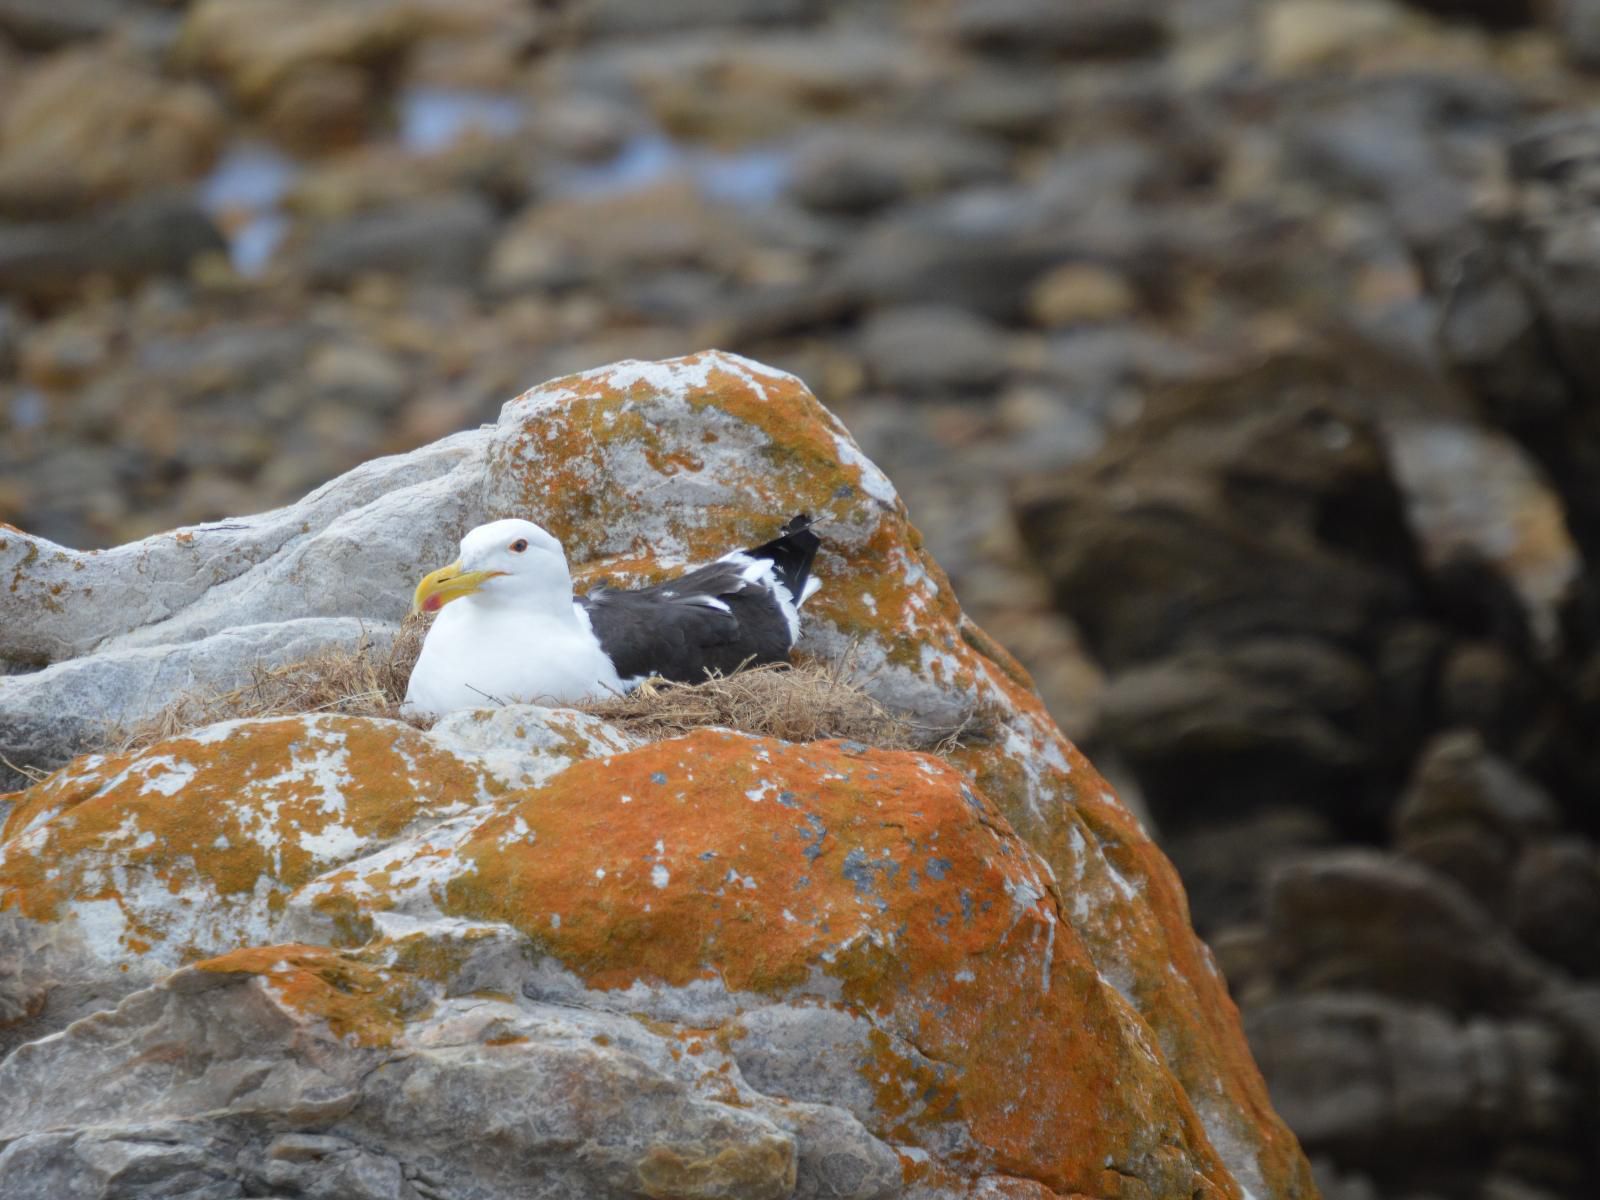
[510,539,529,553]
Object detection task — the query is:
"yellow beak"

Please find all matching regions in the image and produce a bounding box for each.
[411,560,505,614]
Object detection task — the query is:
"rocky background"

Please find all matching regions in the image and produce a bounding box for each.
[2,1,1599,1198]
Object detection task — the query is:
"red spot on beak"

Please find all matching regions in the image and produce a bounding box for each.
[424,594,443,612]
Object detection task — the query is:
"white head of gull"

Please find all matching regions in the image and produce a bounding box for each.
[404,514,822,717]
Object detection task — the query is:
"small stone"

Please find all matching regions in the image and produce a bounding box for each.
[306,343,411,411]
[1556,0,1600,70]
[0,46,225,217]
[305,196,498,289]
[17,316,113,390]
[1509,838,1600,976]
[1261,0,1413,74]
[857,305,1009,395]
[260,63,376,154]
[0,198,227,303]
[951,0,1168,58]
[1028,262,1137,327]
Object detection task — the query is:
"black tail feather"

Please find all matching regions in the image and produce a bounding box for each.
[747,513,821,602]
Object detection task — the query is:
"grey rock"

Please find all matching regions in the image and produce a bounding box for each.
[1263,849,1558,1013]
[1555,0,1600,69]
[857,305,1009,395]
[0,427,488,784]
[306,197,498,290]
[0,198,225,303]
[1246,992,1570,1164]
[1099,641,1376,790]
[786,126,1011,216]
[0,427,487,666]
[1395,730,1561,901]
[571,0,820,37]
[0,618,395,786]
[0,300,18,378]
[1434,111,1600,564]
[1509,837,1600,976]
[933,71,1064,141]
[246,1134,413,1200]
[0,0,132,49]
[950,0,1168,58]
[0,1124,245,1200]
[730,1004,881,1122]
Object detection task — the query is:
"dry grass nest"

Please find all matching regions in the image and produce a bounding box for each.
[107,616,970,758]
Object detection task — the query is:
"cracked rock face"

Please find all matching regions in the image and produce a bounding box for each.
[0,352,1315,1199]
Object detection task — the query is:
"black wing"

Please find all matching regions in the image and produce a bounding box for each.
[578,514,819,685]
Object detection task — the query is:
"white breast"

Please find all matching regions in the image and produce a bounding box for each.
[404,603,623,717]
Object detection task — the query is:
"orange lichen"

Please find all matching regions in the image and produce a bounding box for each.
[948,667,1316,1199]
[0,716,493,961]
[293,729,1241,1196]
[193,943,428,1047]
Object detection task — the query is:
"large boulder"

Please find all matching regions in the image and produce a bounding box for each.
[0,351,1315,1198]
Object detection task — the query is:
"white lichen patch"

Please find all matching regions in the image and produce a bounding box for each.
[830,432,899,506]
[70,898,129,963]
[136,756,197,797]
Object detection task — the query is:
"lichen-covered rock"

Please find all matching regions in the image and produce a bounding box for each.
[0,353,1315,1198]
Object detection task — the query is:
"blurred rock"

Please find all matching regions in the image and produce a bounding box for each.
[1509,838,1600,977]
[571,0,820,37]
[1262,0,1415,74]
[487,182,744,297]
[0,302,18,378]
[528,93,637,163]
[1434,110,1600,566]
[1247,992,1570,1167]
[1014,355,1426,665]
[1386,419,1580,653]
[0,47,224,217]
[786,125,1011,216]
[933,71,1064,143]
[950,0,1169,59]
[1013,354,1442,826]
[260,62,376,154]
[1028,261,1138,326]
[857,305,1009,396]
[1163,806,1337,935]
[306,195,497,288]
[1394,730,1560,901]
[0,0,132,49]
[1434,640,1539,746]
[1099,641,1378,819]
[305,342,411,411]
[1264,849,1557,1012]
[0,198,226,303]
[178,0,492,111]
[16,313,112,390]
[1554,0,1600,68]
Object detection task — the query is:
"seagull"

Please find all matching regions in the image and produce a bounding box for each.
[403,514,822,717]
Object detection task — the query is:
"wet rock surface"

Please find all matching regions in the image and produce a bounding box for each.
[6,1,1600,1195]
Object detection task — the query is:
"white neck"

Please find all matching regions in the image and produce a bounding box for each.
[472,570,577,620]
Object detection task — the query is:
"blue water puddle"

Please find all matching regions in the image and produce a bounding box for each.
[399,87,525,154]
[9,388,45,432]
[553,131,792,206]
[197,141,301,277]
[197,93,788,277]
